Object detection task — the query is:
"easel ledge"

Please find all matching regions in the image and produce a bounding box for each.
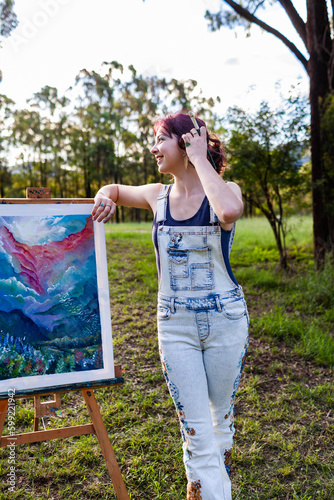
[0,365,124,400]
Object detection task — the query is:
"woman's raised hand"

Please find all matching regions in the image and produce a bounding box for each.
[182,126,208,166]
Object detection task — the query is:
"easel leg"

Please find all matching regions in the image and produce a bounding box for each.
[82,389,130,500]
[34,396,39,431]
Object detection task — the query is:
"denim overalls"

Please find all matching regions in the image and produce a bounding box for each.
[155,185,249,500]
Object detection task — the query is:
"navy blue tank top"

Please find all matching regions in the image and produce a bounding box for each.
[152,190,238,286]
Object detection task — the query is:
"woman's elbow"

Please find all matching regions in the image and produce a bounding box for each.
[220,202,244,224]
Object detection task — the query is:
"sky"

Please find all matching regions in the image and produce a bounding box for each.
[0,0,310,116]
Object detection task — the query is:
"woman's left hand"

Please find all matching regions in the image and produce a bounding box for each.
[182,126,208,166]
[92,195,116,223]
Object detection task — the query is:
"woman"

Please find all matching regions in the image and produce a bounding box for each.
[92,112,249,500]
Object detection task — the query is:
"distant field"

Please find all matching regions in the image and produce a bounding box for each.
[105,214,313,244]
[106,214,314,267]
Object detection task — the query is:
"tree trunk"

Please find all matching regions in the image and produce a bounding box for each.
[269,217,287,269]
[0,168,4,198]
[306,0,334,265]
[84,160,91,198]
[114,171,120,224]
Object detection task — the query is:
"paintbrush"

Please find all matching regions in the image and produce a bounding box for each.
[188,110,201,135]
[188,111,217,170]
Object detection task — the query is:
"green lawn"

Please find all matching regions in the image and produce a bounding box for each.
[0,215,333,499]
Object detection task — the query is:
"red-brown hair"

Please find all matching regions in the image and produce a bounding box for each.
[153,112,227,174]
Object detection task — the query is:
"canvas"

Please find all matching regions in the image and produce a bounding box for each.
[0,203,114,396]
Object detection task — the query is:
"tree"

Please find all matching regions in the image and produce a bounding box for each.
[12,108,51,188]
[205,0,334,266]
[28,86,71,197]
[0,94,14,196]
[225,98,309,268]
[6,62,223,215]
[71,64,121,198]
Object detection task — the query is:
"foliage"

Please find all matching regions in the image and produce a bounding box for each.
[0,0,18,39]
[4,63,220,207]
[2,63,310,231]
[205,1,309,72]
[225,96,310,267]
[0,94,14,196]
[205,0,334,267]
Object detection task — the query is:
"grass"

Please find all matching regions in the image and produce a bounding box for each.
[0,215,333,499]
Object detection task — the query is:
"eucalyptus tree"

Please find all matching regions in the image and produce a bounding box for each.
[226,97,309,268]
[11,108,49,187]
[0,94,14,196]
[12,86,68,193]
[205,0,334,266]
[120,65,168,188]
[166,77,219,127]
[28,86,71,197]
[71,62,126,198]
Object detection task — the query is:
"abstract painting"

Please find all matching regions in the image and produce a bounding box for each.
[0,204,114,395]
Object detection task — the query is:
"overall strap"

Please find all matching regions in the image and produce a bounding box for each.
[209,204,220,225]
[209,202,236,255]
[156,184,171,224]
[228,223,236,255]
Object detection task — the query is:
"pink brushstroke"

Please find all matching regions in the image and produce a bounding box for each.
[0,217,94,295]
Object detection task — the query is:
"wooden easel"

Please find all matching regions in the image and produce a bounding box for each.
[0,188,130,499]
[0,372,129,499]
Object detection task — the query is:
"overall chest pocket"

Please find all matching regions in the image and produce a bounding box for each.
[167,249,188,278]
[167,246,214,291]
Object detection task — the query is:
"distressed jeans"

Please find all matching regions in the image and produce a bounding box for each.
[157,289,249,500]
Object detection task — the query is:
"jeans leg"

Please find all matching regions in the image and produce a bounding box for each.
[203,309,249,486]
[158,308,232,500]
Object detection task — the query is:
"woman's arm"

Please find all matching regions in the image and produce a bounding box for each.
[183,126,244,229]
[92,183,162,223]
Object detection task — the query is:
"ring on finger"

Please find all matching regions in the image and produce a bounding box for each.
[185,141,191,147]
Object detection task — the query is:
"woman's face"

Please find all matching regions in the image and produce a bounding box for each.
[150,126,184,174]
